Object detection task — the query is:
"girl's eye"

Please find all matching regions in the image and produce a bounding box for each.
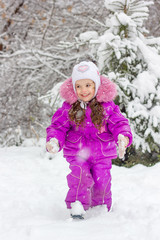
[86,84,90,87]
[76,85,80,88]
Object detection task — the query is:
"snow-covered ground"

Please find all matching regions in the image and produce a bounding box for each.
[0,139,160,240]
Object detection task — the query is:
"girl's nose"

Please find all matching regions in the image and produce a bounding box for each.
[81,87,87,93]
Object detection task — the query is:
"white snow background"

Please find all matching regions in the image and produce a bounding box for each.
[0,139,160,240]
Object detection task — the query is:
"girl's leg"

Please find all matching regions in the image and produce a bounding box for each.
[65,159,94,211]
[91,159,112,211]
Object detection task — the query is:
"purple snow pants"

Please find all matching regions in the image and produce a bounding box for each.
[65,155,112,211]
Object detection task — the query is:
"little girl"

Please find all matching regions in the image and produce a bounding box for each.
[46,61,132,219]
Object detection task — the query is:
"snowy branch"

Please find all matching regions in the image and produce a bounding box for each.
[88,17,106,27]
[40,0,56,49]
[32,51,68,79]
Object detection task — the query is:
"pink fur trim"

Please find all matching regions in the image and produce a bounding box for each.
[59,76,117,104]
[96,76,117,102]
[60,77,77,105]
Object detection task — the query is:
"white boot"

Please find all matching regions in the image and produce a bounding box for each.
[70,201,85,219]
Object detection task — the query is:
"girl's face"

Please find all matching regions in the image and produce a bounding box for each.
[75,79,95,102]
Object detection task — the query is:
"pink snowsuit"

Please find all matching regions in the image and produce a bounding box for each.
[46,76,132,211]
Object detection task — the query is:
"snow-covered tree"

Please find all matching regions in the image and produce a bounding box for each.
[80,0,160,157]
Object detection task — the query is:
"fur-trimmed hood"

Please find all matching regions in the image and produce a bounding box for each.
[60,75,117,104]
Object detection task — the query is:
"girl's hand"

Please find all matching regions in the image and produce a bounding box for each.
[46,138,59,154]
[118,134,129,159]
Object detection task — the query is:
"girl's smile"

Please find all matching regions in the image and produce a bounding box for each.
[75,79,95,102]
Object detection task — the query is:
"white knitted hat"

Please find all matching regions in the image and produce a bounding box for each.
[71,61,101,97]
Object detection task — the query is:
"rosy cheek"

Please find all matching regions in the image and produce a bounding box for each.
[76,90,81,96]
